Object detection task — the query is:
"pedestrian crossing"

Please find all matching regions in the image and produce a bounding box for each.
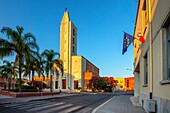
[3,100,93,113]
[27,102,64,112]
[58,105,82,113]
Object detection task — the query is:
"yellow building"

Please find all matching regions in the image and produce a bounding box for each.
[114,77,134,91]
[114,78,125,90]
[134,0,170,112]
[71,56,99,90]
[52,11,99,91]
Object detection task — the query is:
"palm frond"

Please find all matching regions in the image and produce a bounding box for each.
[1,27,12,38]
[54,52,60,57]
[1,27,19,43]
[53,59,63,76]
[26,42,39,52]
[16,26,24,37]
[23,33,36,42]
[0,38,15,49]
[0,48,15,58]
[41,49,50,58]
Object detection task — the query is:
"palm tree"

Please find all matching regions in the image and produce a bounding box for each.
[0,26,39,92]
[0,60,17,90]
[24,54,44,84]
[41,49,63,92]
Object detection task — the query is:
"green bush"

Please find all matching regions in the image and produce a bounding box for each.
[22,85,37,90]
[13,88,19,92]
[13,85,38,92]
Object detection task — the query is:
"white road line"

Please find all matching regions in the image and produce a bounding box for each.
[58,105,82,113]
[75,107,92,113]
[5,101,46,107]
[92,96,115,113]
[36,104,73,113]
[19,102,57,109]
[26,102,64,112]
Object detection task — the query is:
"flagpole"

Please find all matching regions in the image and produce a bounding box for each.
[148,0,153,99]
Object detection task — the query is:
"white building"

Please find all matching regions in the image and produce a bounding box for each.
[134,0,170,112]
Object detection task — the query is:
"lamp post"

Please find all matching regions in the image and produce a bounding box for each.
[126,68,140,97]
[126,68,134,72]
[126,68,134,75]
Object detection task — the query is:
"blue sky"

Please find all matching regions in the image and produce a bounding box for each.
[0,0,138,78]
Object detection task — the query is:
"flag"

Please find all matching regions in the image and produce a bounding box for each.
[138,32,145,43]
[122,32,134,54]
[139,35,145,43]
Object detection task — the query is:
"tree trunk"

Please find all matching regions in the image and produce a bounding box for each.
[8,78,10,91]
[29,73,31,82]
[13,76,16,90]
[19,57,22,93]
[50,70,52,93]
[8,75,11,91]
[32,70,35,86]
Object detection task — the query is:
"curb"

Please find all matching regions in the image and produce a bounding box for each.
[92,96,115,113]
[0,93,79,104]
[130,96,142,107]
[28,93,80,101]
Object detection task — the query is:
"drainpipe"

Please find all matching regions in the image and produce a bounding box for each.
[148,0,153,99]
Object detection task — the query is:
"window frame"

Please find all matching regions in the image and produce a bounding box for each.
[160,14,170,85]
[73,29,75,36]
[73,37,75,45]
[127,80,129,88]
[72,46,75,53]
[166,24,170,80]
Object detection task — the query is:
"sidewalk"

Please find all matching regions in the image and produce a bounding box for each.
[0,93,78,104]
[93,95,146,113]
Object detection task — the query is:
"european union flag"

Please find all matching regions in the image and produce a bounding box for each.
[122,32,134,54]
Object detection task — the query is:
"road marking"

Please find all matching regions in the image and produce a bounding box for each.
[27,102,64,112]
[5,101,46,107]
[92,96,115,113]
[58,105,82,113]
[75,107,92,113]
[36,104,73,113]
[18,102,57,109]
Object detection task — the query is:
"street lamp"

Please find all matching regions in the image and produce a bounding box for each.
[126,68,133,72]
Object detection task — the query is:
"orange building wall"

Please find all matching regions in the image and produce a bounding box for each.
[84,59,99,90]
[124,77,134,91]
[33,76,50,87]
[84,71,92,89]
[34,76,50,81]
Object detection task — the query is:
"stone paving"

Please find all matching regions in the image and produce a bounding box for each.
[93,95,146,113]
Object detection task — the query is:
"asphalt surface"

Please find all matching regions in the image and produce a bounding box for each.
[0,94,113,113]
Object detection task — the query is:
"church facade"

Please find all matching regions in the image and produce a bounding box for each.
[52,11,99,91]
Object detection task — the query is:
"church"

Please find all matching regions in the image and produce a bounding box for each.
[52,11,100,91]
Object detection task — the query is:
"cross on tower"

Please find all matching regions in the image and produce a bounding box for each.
[65,8,67,12]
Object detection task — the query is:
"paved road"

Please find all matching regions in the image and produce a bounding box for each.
[0,94,112,113]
